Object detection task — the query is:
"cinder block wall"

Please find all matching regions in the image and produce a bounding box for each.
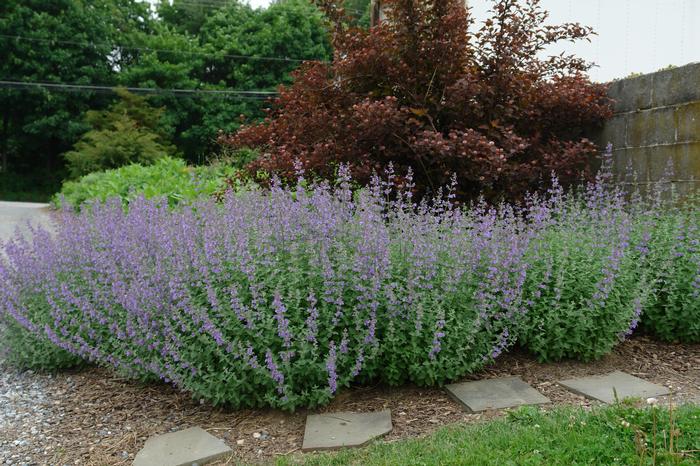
[594,62,700,195]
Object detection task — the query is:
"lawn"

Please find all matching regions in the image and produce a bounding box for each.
[281,403,700,466]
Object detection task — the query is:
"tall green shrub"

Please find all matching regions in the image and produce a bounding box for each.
[63,89,177,178]
[641,203,700,343]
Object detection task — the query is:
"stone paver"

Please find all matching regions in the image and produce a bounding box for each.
[302,410,392,452]
[132,427,232,466]
[559,370,670,404]
[445,376,550,412]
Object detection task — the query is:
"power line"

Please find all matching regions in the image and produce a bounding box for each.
[0,34,328,64]
[158,0,365,17]
[0,80,278,100]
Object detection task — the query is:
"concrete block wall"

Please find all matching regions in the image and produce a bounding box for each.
[594,62,700,195]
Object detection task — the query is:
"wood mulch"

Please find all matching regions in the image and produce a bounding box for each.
[1,336,698,465]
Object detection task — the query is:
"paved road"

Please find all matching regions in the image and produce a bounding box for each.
[0,201,52,244]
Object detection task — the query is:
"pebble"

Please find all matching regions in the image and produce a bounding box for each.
[0,352,52,465]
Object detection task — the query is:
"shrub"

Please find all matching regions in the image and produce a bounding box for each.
[0,320,83,370]
[221,0,612,201]
[54,157,237,210]
[518,171,654,361]
[2,163,696,408]
[641,200,700,343]
[1,168,529,410]
[63,89,177,179]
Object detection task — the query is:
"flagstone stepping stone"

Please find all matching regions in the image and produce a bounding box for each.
[445,376,550,412]
[302,410,393,452]
[133,426,232,466]
[559,371,670,404]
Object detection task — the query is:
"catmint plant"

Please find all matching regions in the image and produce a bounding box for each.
[1,158,697,409]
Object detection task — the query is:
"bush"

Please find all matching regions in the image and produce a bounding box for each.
[519,172,654,361]
[1,163,697,409]
[222,0,612,201]
[0,320,83,371]
[641,201,700,343]
[63,89,177,179]
[2,168,528,410]
[54,157,236,209]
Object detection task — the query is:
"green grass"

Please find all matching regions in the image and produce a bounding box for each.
[279,403,700,465]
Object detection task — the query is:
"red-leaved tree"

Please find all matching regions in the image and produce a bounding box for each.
[221,0,612,200]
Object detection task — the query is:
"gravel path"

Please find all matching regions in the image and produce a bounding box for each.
[0,364,55,465]
[0,201,52,244]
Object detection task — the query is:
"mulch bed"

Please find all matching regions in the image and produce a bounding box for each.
[2,336,698,465]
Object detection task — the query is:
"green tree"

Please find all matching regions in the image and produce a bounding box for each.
[0,0,333,198]
[123,0,332,162]
[156,0,235,35]
[344,0,371,27]
[63,88,177,178]
[0,0,151,196]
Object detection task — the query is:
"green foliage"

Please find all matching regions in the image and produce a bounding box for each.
[518,183,654,362]
[54,156,236,209]
[1,318,82,371]
[0,0,151,185]
[641,204,700,343]
[0,169,63,202]
[1,0,331,198]
[216,147,260,169]
[343,0,371,27]
[63,89,177,178]
[282,404,700,465]
[124,0,332,162]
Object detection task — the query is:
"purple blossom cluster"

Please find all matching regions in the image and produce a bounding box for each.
[0,156,697,408]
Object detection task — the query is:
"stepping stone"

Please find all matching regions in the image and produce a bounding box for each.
[302,410,392,452]
[445,376,550,412]
[559,370,670,404]
[133,426,232,466]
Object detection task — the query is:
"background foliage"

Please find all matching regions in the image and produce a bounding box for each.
[0,0,332,199]
[63,89,177,178]
[54,156,237,210]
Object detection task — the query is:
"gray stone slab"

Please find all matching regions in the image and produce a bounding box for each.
[133,427,232,466]
[559,371,670,404]
[445,376,550,413]
[302,410,392,452]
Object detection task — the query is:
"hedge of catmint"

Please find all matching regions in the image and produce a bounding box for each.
[0,162,697,409]
[0,168,528,409]
[639,200,700,343]
[518,169,656,362]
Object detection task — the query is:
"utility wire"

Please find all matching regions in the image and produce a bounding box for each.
[159,0,365,16]
[0,34,329,64]
[0,80,278,100]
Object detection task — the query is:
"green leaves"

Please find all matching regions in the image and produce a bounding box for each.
[62,89,178,178]
[54,156,236,209]
[640,209,700,343]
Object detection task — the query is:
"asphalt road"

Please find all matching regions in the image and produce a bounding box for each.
[0,201,52,244]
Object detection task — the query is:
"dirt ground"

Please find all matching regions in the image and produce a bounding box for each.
[1,336,698,465]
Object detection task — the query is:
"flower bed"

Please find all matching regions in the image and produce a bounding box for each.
[1,164,697,410]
